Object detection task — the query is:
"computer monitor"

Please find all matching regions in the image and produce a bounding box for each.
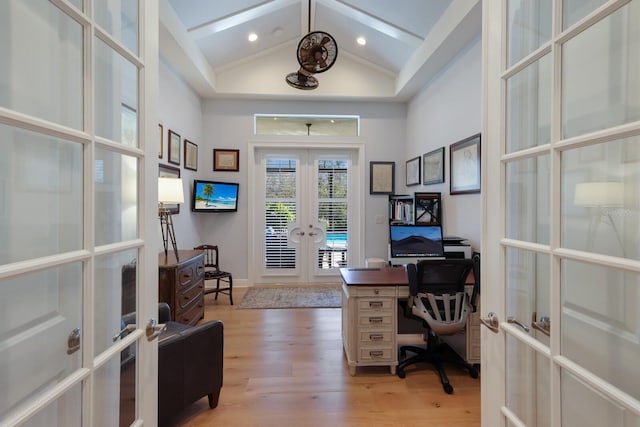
[388,224,445,265]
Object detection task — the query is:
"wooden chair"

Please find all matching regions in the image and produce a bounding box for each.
[194,245,233,305]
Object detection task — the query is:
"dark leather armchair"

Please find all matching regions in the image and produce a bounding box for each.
[396,259,479,394]
[122,303,223,425]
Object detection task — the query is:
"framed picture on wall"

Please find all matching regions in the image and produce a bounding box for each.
[422,147,444,185]
[158,124,164,159]
[168,129,181,166]
[184,139,198,171]
[369,161,395,194]
[213,149,239,171]
[158,164,181,214]
[405,156,421,186]
[450,133,481,195]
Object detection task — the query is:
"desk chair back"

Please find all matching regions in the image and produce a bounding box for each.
[194,245,233,305]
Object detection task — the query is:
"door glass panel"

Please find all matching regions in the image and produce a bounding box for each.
[95,38,138,147]
[95,148,138,246]
[563,0,608,30]
[505,334,551,427]
[94,345,137,426]
[506,248,550,345]
[0,263,83,419]
[561,369,639,425]
[0,1,83,129]
[506,155,550,244]
[20,383,82,427]
[265,158,297,269]
[561,259,640,400]
[95,0,139,55]
[506,54,551,153]
[317,159,348,269]
[94,249,138,356]
[562,1,640,138]
[506,0,552,66]
[561,137,640,260]
[0,124,83,265]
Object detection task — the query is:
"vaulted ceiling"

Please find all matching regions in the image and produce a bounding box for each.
[159,0,481,101]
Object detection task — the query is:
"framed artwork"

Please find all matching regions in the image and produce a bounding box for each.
[406,156,421,186]
[213,149,239,171]
[168,129,181,166]
[158,164,181,214]
[422,147,445,185]
[369,161,395,195]
[158,124,163,159]
[414,192,442,225]
[450,133,481,195]
[184,139,198,171]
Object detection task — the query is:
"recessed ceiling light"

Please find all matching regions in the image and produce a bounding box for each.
[248,33,258,42]
[356,37,366,46]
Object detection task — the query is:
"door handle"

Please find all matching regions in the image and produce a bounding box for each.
[296,231,305,236]
[146,318,167,342]
[532,312,551,336]
[67,328,81,355]
[480,312,499,333]
[113,324,136,342]
[507,316,530,332]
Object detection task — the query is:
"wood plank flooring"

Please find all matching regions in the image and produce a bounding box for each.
[170,287,480,427]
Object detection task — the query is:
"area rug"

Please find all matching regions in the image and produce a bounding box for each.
[237,286,341,309]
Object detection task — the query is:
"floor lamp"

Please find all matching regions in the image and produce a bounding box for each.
[158,177,184,261]
[574,181,625,256]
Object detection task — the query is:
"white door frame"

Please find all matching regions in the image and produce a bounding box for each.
[248,139,365,285]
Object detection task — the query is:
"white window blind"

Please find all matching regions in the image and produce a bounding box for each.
[264,159,297,269]
[316,159,348,269]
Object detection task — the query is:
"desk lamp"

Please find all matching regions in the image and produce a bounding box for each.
[158,177,184,261]
[574,181,624,256]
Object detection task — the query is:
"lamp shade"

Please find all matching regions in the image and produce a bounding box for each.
[158,177,184,204]
[574,181,623,207]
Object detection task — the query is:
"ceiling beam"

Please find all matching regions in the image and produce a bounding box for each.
[188,0,300,40]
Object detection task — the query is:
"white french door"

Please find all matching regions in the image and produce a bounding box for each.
[251,145,362,284]
[0,1,158,425]
[483,1,640,426]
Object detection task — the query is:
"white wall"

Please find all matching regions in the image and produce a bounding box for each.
[405,35,482,251]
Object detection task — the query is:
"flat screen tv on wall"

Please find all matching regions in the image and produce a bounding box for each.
[191,180,239,212]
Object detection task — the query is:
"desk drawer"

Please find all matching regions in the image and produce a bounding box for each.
[353,287,396,298]
[359,330,393,344]
[359,347,393,362]
[358,313,393,327]
[357,298,394,312]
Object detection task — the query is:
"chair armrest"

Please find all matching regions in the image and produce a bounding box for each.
[181,320,224,404]
[158,302,172,323]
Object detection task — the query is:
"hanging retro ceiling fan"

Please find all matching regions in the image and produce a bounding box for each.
[286,1,338,90]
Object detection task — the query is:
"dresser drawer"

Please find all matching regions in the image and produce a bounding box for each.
[357,298,394,312]
[177,281,204,309]
[177,264,195,287]
[359,347,393,362]
[358,313,393,327]
[359,330,393,344]
[175,298,204,326]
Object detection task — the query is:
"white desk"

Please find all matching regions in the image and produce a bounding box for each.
[340,266,480,376]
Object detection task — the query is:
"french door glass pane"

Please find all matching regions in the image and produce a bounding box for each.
[506,54,551,153]
[0,1,83,129]
[20,383,82,427]
[317,159,348,269]
[95,148,138,246]
[561,137,639,260]
[94,346,136,426]
[0,124,83,265]
[563,0,608,30]
[95,38,138,147]
[265,159,297,269]
[506,0,552,66]
[0,263,83,419]
[94,249,138,356]
[561,259,640,400]
[506,247,550,345]
[562,1,640,138]
[505,334,551,427]
[506,155,550,244]
[561,369,640,426]
[95,0,139,55]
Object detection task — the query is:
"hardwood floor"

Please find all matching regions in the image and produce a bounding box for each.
[170,287,480,427]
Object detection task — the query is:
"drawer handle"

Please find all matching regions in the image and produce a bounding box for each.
[369,333,384,341]
[374,289,379,295]
[369,350,384,358]
[369,317,383,324]
[369,301,383,309]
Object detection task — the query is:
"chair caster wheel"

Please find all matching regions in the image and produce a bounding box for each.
[469,368,479,379]
[443,384,454,394]
[397,369,406,379]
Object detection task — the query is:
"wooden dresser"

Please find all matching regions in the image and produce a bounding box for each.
[158,250,205,325]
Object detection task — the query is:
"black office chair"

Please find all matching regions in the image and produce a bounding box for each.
[397,259,479,394]
[194,245,233,305]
